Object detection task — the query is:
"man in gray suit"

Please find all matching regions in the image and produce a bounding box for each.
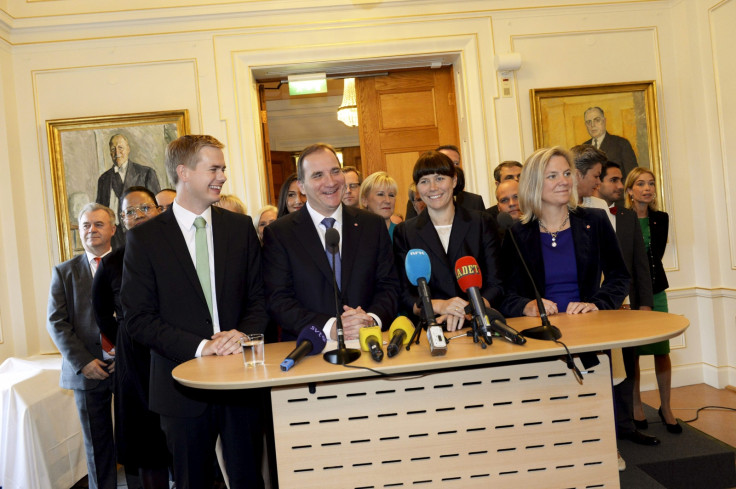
[47,203,118,489]
[96,134,161,249]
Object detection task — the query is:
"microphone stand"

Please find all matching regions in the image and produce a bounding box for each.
[323,235,361,365]
[406,277,433,351]
[505,225,562,341]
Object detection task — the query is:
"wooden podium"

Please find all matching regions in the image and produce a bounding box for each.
[173,310,688,489]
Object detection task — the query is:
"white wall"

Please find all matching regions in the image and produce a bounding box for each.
[0,0,733,388]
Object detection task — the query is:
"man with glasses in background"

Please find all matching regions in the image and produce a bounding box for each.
[341,166,362,208]
[92,186,170,488]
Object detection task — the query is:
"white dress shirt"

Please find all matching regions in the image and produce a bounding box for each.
[172,201,221,357]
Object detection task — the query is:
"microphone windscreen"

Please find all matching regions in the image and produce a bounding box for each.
[359,326,382,352]
[296,325,327,356]
[325,228,340,252]
[454,256,483,292]
[405,249,432,286]
[497,212,514,231]
[388,316,415,345]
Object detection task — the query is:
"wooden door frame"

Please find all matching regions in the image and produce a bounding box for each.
[214,21,497,212]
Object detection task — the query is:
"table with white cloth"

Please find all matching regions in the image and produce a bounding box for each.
[0,355,86,489]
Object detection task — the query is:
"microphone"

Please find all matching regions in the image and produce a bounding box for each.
[497,212,561,341]
[323,227,361,365]
[454,256,493,345]
[485,307,527,345]
[387,316,415,357]
[280,325,328,371]
[325,227,340,252]
[359,326,384,362]
[405,249,447,355]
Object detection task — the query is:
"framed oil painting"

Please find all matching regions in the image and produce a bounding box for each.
[46,110,189,261]
[530,81,663,206]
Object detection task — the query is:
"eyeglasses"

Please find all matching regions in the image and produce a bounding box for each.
[121,204,160,218]
[585,117,603,126]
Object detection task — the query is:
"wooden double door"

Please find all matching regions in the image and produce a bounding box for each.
[357,67,460,216]
[262,67,460,212]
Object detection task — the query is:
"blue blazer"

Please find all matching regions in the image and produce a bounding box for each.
[499,207,630,317]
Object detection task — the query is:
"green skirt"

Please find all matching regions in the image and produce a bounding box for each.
[637,291,670,355]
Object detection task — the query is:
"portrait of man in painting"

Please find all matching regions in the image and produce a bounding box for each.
[95,133,162,248]
[530,82,659,186]
[48,111,188,259]
[581,106,638,179]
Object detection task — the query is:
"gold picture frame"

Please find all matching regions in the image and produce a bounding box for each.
[47,110,189,261]
[530,81,663,207]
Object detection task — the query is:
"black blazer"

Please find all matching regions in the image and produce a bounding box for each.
[121,206,267,417]
[646,210,669,294]
[262,205,400,337]
[614,208,653,309]
[405,190,485,219]
[499,207,630,317]
[393,206,503,318]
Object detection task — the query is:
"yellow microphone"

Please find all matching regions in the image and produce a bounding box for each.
[387,316,415,358]
[359,326,384,362]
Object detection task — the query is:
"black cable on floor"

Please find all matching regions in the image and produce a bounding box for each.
[680,405,736,423]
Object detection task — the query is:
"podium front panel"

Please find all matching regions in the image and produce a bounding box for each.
[271,353,619,489]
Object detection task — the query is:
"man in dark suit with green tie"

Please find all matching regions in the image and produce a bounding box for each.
[122,135,267,489]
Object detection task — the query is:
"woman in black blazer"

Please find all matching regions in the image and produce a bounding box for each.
[394,151,503,331]
[499,147,629,319]
[625,167,681,433]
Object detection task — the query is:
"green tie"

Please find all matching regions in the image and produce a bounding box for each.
[194,216,213,319]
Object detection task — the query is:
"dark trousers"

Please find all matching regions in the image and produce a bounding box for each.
[160,395,265,489]
[73,377,117,489]
[613,346,637,436]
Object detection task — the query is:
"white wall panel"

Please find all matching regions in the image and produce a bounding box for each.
[0,0,731,389]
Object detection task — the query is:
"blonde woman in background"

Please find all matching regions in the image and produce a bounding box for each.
[625,167,681,434]
[253,205,278,244]
[360,171,399,241]
[216,193,247,214]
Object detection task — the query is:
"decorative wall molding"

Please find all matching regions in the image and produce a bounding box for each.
[708,0,736,269]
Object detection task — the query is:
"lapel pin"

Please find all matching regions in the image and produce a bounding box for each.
[586,225,591,229]
[354,223,358,227]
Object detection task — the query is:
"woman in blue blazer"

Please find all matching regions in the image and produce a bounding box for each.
[499,147,629,319]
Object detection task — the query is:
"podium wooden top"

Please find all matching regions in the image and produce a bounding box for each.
[172,310,688,390]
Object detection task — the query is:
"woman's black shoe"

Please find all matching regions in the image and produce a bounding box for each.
[633,418,648,430]
[658,407,683,434]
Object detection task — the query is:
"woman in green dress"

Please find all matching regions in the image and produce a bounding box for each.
[625,167,682,434]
